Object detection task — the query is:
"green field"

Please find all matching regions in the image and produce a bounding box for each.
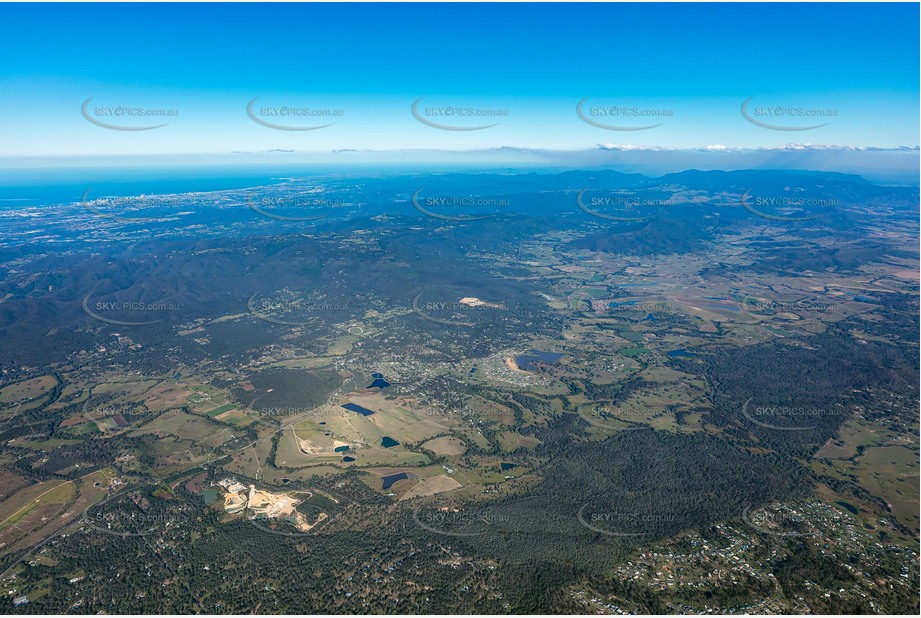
[206,403,238,417]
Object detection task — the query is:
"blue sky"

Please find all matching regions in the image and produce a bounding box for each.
[0,2,918,159]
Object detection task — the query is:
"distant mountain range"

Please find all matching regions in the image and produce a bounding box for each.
[3,145,918,184]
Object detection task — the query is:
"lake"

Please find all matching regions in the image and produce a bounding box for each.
[342,403,375,416]
[516,349,564,371]
[367,372,391,388]
[381,472,409,490]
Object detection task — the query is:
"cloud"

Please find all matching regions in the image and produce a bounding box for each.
[597,143,919,153]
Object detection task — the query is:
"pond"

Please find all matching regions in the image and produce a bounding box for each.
[367,372,391,388]
[381,472,409,490]
[836,501,859,515]
[342,402,375,416]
